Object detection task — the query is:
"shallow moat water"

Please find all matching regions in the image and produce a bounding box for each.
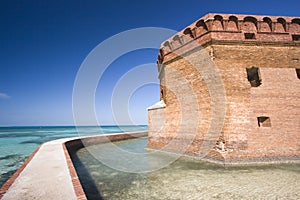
[0,126,147,187]
[72,137,300,200]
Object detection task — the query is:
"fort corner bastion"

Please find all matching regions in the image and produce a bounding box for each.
[147,13,300,164]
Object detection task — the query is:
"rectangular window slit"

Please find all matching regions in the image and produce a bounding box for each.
[296,68,300,79]
[246,67,262,87]
[244,33,255,39]
[292,35,300,41]
[257,116,271,127]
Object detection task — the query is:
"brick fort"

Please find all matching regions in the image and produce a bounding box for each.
[147,13,300,164]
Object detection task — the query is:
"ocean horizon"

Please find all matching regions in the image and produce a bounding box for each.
[0,125,148,187]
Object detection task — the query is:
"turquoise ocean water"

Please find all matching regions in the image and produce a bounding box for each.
[0,125,147,187]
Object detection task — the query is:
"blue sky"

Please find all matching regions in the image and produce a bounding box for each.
[0,0,299,126]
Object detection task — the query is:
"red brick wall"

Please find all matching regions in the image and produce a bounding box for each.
[148,13,300,164]
[213,44,300,161]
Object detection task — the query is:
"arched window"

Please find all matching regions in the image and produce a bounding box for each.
[173,35,182,45]
[163,41,172,51]
[292,18,300,25]
[195,20,208,37]
[260,17,272,32]
[196,19,208,30]
[290,18,300,33]
[212,15,223,30]
[275,18,286,32]
[227,16,238,31]
[183,27,194,38]
[243,16,258,32]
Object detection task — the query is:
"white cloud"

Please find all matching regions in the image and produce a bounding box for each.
[0,93,10,99]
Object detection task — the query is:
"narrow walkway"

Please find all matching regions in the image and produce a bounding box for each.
[2,138,78,200]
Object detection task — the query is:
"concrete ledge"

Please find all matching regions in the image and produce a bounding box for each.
[0,145,42,199]
[147,100,166,110]
[0,131,148,200]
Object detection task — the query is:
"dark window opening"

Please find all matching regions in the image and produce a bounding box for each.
[163,41,172,50]
[160,88,165,101]
[228,16,238,31]
[214,15,223,21]
[195,20,208,30]
[244,33,255,39]
[291,18,300,25]
[183,28,194,38]
[296,68,300,79]
[263,17,272,31]
[246,67,261,87]
[244,16,258,24]
[243,16,258,32]
[292,35,300,41]
[257,116,271,127]
[277,18,287,32]
[173,35,183,45]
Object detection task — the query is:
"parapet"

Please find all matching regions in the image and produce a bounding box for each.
[158,13,300,64]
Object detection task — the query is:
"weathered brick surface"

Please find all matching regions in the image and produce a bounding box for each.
[148,13,300,164]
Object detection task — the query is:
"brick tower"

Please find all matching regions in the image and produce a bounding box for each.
[147,13,300,164]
